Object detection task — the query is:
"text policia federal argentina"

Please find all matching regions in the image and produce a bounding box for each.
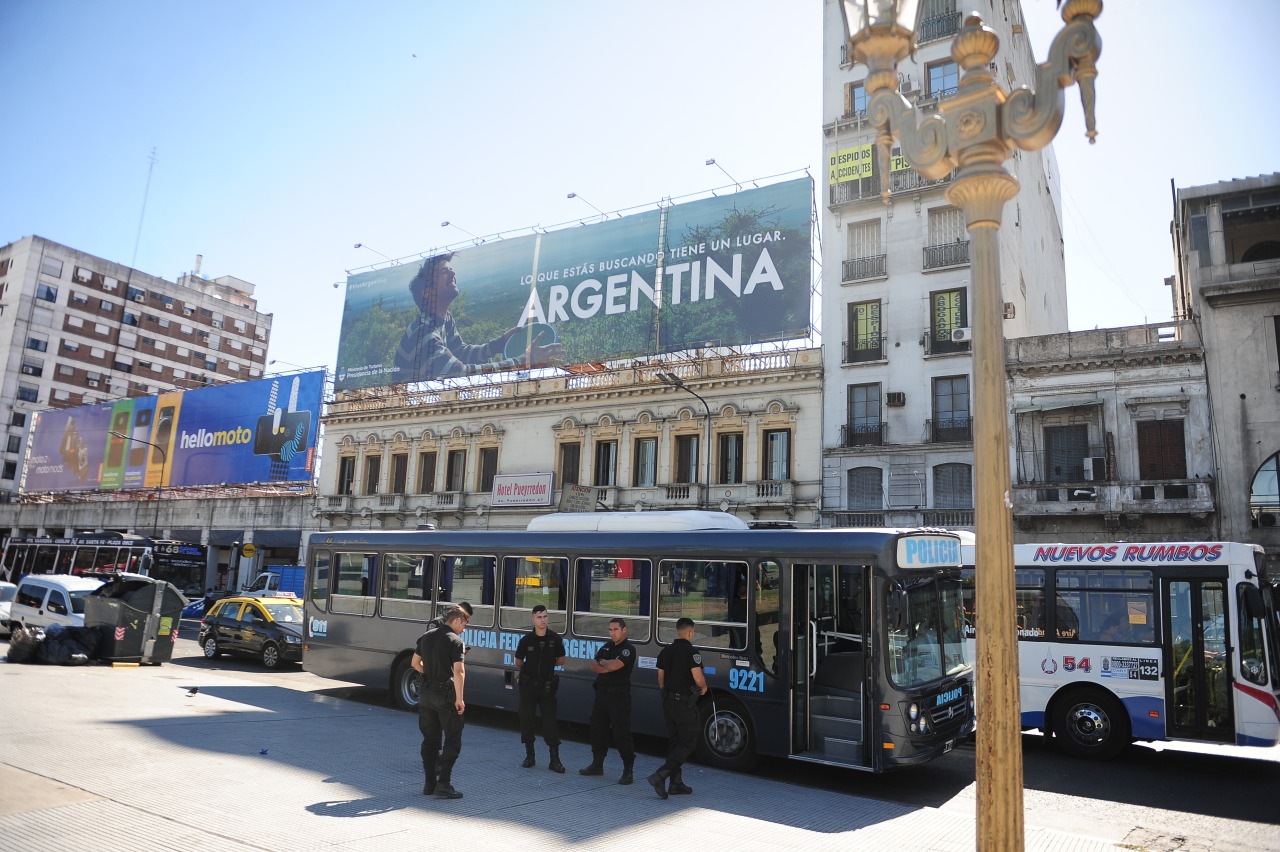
[519,244,786,325]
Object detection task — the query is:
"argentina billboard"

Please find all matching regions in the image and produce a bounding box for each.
[335,177,812,390]
[21,371,324,493]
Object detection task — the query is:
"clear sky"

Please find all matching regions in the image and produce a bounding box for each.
[2,0,1276,376]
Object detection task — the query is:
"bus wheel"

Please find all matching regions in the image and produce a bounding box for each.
[391,656,420,712]
[1051,687,1130,760]
[695,695,758,771]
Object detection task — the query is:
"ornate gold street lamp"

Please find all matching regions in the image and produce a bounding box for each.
[838,2,1102,849]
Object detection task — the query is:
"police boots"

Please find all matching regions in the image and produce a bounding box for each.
[434,760,463,800]
[646,768,670,799]
[521,743,536,769]
[579,757,605,776]
[548,745,565,773]
[668,767,694,795]
[619,760,635,785]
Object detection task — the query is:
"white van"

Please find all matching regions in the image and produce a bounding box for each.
[10,575,105,630]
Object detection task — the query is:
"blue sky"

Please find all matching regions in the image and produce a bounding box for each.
[2,0,1277,376]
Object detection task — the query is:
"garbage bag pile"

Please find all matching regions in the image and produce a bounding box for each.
[6,624,110,665]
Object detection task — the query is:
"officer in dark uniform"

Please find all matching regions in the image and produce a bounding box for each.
[424,600,473,633]
[412,606,469,799]
[514,604,567,772]
[647,617,707,799]
[578,618,637,784]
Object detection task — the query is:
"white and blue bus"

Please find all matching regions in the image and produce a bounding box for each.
[302,511,974,772]
[960,541,1280,759]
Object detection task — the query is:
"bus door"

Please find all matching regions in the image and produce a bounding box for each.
[791,563,870,766]
[1163,578,1233,742]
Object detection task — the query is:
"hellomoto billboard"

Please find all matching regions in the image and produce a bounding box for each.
[335,178,812,390]
[21,371,324,493]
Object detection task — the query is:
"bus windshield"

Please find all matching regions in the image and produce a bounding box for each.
[888,576,968,687]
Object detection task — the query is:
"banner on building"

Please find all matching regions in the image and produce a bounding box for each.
[490,472,555,507]
[335,178,813,390]
[21,371,325,493]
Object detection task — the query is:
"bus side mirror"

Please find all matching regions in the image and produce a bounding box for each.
[1242,584,1266,621]
[889,587,909,631]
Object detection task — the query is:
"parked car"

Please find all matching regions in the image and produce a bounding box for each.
[198,594,304,669]
[0,581,17,636]
[9,575,106,631]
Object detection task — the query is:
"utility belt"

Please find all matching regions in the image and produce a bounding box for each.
[661,689,699,703]
[519,671,560,695]
[593,682,629,694]
[423,678,454,690]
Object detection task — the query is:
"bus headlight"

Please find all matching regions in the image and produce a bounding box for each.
[908,702,920,721]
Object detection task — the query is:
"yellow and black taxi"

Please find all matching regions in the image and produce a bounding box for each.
[198,593,304,669]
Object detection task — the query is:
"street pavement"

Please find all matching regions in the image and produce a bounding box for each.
[0,636,1130,852]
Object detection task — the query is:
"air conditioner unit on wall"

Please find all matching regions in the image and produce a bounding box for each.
[886,391,906,407]
[1081,457,1105,480]
[1259,512,1277,528]
[951,327,972,343]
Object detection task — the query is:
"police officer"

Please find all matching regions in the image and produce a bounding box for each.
[578,618,637,784]
[425,600,473,632]
[412,606,469,799]
[647,617,707,799]
[515,604,567,772]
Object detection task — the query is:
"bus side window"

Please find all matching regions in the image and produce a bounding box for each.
[444,555,496,627]
[310,550,330,609]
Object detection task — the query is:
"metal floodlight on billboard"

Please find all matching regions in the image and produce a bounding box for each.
[705,158,742,191]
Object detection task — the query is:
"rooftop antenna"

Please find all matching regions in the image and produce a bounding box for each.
[132,147,158,268]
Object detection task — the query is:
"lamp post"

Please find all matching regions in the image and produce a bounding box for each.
[838,2,1102,850]
[109,430,167,537]
[657,371,712,510]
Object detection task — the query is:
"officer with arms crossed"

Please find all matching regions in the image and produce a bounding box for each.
[648,617,708,799]
[515,604,567,772]
[412,606,469,799]
[579,618,637,784]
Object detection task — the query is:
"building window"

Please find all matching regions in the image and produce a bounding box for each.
[918,0,960,42]
[844,81,867,117]
[37,283,58,302]
[21,358,44,377]
[123,312,140,327]
[843,220,885,282]
[763,429,791,480]
[847,467,883,511]
[390,453,408,494]
[845,383,883,446]
[925,206,969,269]
[718,433,744,484]
[845,300,883,363]
[17,384,38,403]
[1136,419,1188,499]
[363,455,381,495]
[928,287,969,354]
[479,447,499,492]
[40,256,64,278]
[931,376,971,442]
[6,435,21,454]
[446,449,467,491]
[337,457,355,495]
[933,463,973,508]
[927,59,959,98]
[10,412,26,428]
[99,299,114,312]
[633,437,657,487]
[417,451,437,493]
[2,461,15,480]
[1044,424,1090,482]
[559,442,581,486]
[674,434,700,484]
[593,441,617,487]
[26,337,48,352]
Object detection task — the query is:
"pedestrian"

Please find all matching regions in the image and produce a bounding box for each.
[647,617,708,799]
[514,604,567,772]
[579,618,637,784]
[412,605,470,799]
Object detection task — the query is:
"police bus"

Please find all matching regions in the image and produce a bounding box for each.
[0,533,209,598]
[960,540,1280,759]
[302,511,974,772]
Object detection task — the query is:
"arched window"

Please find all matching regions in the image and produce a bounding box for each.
[933,463,972,509]
[846,467,883,511]
[1250,452,1279,527]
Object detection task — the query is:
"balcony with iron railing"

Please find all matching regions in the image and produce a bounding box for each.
[824,508,974,530]
[921,328,970,356]
[842,336,884,364]
[840,421,886,447]
[918,12,962,43]
[1012,479,1216,518]
[828,168,956,207]
[927,417,972,443]
[923,240,970,269]
[842,253,887,283]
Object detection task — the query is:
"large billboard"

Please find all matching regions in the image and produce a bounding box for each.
[335,177,812,390]
[22,371,324,493]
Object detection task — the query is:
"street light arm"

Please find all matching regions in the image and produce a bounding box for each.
[1005,6,1102,150]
